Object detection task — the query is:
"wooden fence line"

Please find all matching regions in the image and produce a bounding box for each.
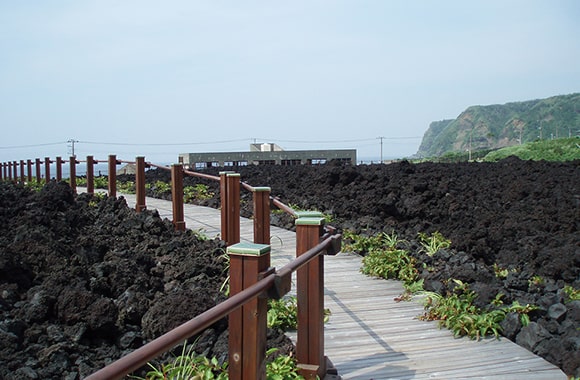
[1,153,342,380]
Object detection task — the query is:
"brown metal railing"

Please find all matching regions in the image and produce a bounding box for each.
[1,154,341,379]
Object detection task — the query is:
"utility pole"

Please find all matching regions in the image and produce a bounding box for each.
[68,139,78,157]
[377,136,385,163]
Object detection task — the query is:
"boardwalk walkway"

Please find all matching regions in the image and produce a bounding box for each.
[101,190,566,380]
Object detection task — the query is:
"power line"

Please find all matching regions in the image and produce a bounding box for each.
[78,138,250,146]
[255,136,421,144]
[0,141,67,149]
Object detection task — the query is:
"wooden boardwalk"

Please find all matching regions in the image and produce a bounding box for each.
[102,191,566,380]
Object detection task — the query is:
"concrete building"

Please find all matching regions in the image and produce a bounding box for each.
[178,143,356,169]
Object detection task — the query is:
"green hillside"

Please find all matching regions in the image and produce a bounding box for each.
[417,93,580,158]
[483,137,580,162]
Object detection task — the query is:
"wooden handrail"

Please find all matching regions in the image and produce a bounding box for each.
[2,154,341,379]
[85,233,339,380]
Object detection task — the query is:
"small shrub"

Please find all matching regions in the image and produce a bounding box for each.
[184,184,214,202]
[418,279,538,339]
[417,231,451,256]
[130,341,228,380]
[117,181,136,194]
[266,349,305,380]
[492,263,510,279]
[563,285,580,302]
[268,297,298,331]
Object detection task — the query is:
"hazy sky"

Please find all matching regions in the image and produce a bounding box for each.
[1,1,579,163]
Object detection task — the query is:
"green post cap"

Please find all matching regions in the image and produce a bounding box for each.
[295,210,324,218]
[252,187,271,192]
[226,173,241,178]
[227,242,271,256]
[219,171,236,175]
[295,217,325,226]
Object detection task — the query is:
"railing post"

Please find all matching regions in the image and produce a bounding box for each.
[56,157,63,181]
[86,155,94,194]
[26,159,32,183]
[8,162,13,182]
[295,214,327,379]
[171,164,185,231]
[20,160,25,183]
[220,172,240,246]
[69,156,77,193]
[227,243,271,380]
[44,157,51,184]
[227,173,241,246]
[108,155,117,197]
[35,158,41,183]
[135,156,147,212]
[220,171,232,244]
[252,187,271,244]
[0,163,3,181]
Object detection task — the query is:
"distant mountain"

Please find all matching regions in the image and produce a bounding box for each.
[416,93,580,158]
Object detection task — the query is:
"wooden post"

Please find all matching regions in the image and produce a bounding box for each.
[171,164,185,231]
[69,156,77,193]
[0,163,3,181]
[252,187,271,244]
[35,158,41,183]
[108,155,117,197]
[26,160,32,183]
[226,173,241,246]
[8,162,13,182]
[44,157,51,184]
[20,160,25,183]
[86,155,94,194]
[220,172,240,246]
[227,243,271,380]
[56,157,63,181]
[12,161,17,182]
[220,171,233,244]
[135,156,146,212]
[295,215,327,379]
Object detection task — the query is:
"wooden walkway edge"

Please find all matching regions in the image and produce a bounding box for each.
[96,190,566,380]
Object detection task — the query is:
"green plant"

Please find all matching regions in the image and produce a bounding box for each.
[148,180,171,194]
[117,180,136,194]
[23,181,45,192]
[184,184,214,202]
[267,297,331,332]
[396,278,425,302]
[418,279,538,339]
[503,301,538,327]
[417,231,451,256]
[130,341,228,380]
[266,348,305,380]
[360,246,418,285]
[94,176,109,189]
[346,230,417,285]
[268,297,298,331]
[88,192,106,207]
[343,230,403,254]
[563,286,580,302]
[528,275,545,287]
[492,263,510,279]
[190,228,210,241]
